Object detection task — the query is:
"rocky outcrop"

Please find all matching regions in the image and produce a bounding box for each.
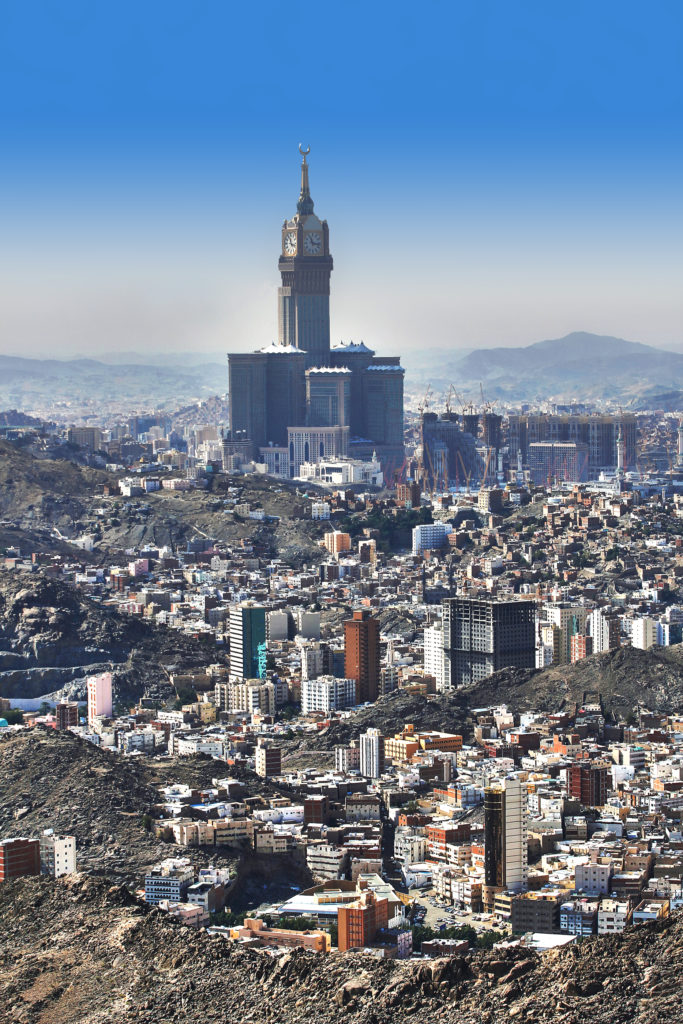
[1,872,681,1024]
[0,572,221,700]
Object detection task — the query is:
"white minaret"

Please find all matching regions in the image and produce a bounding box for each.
[616,424,625,477]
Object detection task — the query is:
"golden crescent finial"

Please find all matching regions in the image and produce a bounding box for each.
[298,143,311,160]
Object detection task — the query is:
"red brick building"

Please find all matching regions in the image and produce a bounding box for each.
[0,838,41,881]
[568,761,609,807]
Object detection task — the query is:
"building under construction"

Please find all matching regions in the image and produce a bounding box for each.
[508,413,636,476]
[421,412,479,491]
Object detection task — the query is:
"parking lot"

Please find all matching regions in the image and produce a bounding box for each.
[409,888,508,935]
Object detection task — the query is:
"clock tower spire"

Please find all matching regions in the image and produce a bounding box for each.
[278,145,333,367]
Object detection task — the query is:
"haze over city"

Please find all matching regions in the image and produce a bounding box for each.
[0,1,681,361]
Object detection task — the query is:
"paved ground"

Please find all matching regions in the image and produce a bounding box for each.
[409,887,510,935]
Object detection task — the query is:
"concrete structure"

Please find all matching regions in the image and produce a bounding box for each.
[632,616,657,651]
[483,777,528,907]
[344,610,380,704]
[301,675,356,714]
[144,858,194,905]
[359,728,385,779]
[39,831,76,878]
[337,889,389,952]
[230,917,331,952]
[87,672,113,725]
[412,522,452,556]
[528,442,589,485]
[423,622,450,692]
[568,761,609,807]
[255,742,282,778]
[229,602,267,680]
[55,701,80,729]
[443,597,536,687]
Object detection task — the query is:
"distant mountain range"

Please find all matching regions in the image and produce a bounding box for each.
[3,332,683,415]
[405,332,683,404]
[0,354,227,416]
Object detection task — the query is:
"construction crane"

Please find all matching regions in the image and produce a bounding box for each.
[457,449,472,494]
[481,446,494,488]
[416,385,433,492]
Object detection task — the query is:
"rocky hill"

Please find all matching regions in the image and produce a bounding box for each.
[0,572,220,702]
[2,872,681,1024]
[298,645,683,755]
[0,730,233,883]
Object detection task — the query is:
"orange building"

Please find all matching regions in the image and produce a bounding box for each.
[337,890,389,952]
[384,724,463,762]
[344,609,380,704]
[231,918,331,953]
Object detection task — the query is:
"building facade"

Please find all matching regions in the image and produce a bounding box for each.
[227,149,404,473]
[443,597,536,687]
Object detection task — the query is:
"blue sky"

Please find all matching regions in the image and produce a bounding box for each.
[0,0,681,360]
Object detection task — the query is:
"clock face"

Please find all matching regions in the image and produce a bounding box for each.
[304,231,322,255]
[283,232,297,255]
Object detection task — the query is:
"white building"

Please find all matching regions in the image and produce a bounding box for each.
[297,456,383,488]
[412,522,452,556]
[311,501,331,520]
[301,676,356,714]
[39,830,76,878]
[87,672,113,725]
[360,728,385,779]
[597,898,631,934]
[632,616,657,650]
[423,622,450,691]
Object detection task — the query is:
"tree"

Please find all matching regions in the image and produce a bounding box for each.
[2,709,24,725]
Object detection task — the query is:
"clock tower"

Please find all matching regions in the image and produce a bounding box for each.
[278,146,333,367]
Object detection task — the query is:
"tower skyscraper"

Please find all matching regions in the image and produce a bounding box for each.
[278,145,333,367]
[483,776,528,909]
[226,147,405,477]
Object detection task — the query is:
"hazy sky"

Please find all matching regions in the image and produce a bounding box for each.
[0,1,682,361]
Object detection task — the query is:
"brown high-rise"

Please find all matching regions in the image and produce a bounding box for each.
[568,761,609,807]
[344,610,380,704]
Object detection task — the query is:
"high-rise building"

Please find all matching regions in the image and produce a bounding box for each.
[570,633,593,662]
[227,149,404,473]
[568,761,609,807]
[508,413,636,475]
[359,728,385,779]
[87,672,113,725]
[543,604,588,665]
[483,777,528,908]
[344,610,380,704]
[632,616,657,650]
[229,603,267,681]
[306,367,351,427]
[443,597,536,687]
[423,622,450,692]
[337,890,389,952]
[528,442,589,485]
[588,609,621,653]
